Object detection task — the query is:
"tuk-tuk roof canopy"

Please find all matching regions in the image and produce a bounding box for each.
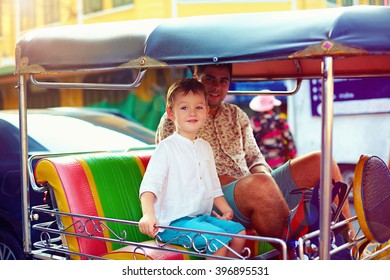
[15,5,390,79]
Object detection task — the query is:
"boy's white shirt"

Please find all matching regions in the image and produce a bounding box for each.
[139,132,223,231]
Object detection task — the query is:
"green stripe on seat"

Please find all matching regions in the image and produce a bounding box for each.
[82,153,150,249]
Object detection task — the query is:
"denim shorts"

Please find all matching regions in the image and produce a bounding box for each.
[157,215,245,255]
[218,160,299,228]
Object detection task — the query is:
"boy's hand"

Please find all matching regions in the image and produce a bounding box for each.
[139,214,158,238]
[212,210,234,221]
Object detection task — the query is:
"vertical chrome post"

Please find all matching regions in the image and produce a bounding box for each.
[18,74,31,255]
[319,56,334,260]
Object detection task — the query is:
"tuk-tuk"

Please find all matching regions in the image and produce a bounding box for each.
[14,5,390,260]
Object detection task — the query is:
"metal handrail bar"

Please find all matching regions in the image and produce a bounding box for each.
[28,151,110,192]
[32,223,219,260]
[29,69,146,90]
[32,205,287,260]
[228,79,302,96]
[297,216,358,259]
[31,205,285,246]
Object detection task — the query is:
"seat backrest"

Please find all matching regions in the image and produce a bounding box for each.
[34,151,153,259]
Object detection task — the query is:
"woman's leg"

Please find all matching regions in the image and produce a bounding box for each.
[232,174,290,239]
[288,151,353,235]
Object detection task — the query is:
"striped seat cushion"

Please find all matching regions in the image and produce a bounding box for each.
[34,152,153,259]
[34,151,272,260]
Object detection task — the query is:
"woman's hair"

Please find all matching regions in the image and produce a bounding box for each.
[166,78,207,109]
[193,64,232,79]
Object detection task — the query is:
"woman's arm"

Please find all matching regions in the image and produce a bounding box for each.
[237,107,272,172]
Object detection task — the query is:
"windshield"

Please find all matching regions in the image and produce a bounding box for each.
[3,114,150,153]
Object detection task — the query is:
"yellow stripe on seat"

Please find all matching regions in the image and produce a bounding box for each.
[34,158,81,259]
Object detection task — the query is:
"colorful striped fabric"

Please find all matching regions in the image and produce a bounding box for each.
[34,152,161,259]
[34,151,274,260]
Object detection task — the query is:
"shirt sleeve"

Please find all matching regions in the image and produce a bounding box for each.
[205,142,224,198]
[238,108,272,172]
[139,143,168,198]
[155,112,176,144]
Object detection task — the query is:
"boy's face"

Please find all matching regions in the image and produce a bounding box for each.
[167,90,209,140]
[195,65,231,110]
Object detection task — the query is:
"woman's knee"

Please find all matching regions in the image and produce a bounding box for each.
[237,174,275,195]
[235,174,284,208]
[289,151,322,187]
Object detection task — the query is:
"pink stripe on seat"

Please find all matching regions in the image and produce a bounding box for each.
[36,156,109,258]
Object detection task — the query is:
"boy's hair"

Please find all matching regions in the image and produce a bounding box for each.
[166,78,207,109]
[193,64,232,79]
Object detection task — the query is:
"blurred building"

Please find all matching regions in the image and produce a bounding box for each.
[0,0,387,129]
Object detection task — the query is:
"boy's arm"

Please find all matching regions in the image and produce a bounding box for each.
[139,191,158,238]
[212,196,234,220]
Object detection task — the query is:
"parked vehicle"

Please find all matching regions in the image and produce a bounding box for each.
[0,108,155,259]
[14,6,390,260]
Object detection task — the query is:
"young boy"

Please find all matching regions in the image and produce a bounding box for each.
[139,78,246,259]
